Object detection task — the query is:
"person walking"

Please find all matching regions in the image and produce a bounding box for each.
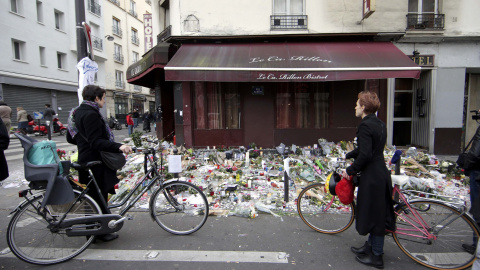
[126,113,134,136]
[16,107,29,134]
[463,109,480,254]
[0,101,12,134]
[0,117,10,182]
[44,104,56,133]
[341,91,395,269]
[67,85,132,242]
[132,108,140,128]
[142,110,151,132]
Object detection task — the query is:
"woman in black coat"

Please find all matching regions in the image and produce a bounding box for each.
[67,85,131,241]
[0,117,10,181]
[342,91,395,269]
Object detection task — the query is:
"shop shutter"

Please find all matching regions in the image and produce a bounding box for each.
[3,85,51,125]
[56,91,79,125]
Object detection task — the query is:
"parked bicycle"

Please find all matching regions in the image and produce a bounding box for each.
[7,134,209,265]
[297,162,480,270]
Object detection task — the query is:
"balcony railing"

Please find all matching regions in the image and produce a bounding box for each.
[92,35,103,51]
[131,35,139,45]
[406,14,445,30]
[88,1,101,16]
[157,25,172,43]
[115,80,125,89]
[109,0,120,6]
[112,25,122,36]
[270,15,308,30]
[133,85,142,91]
[114,53,124,63]
[129,9,137,18]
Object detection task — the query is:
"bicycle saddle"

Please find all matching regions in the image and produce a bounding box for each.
[71,161,103,170]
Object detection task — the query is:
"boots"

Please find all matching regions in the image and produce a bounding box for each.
[351,241,371,255]
[355,253,384,269]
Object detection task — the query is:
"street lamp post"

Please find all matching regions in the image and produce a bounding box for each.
[75,0,88,62]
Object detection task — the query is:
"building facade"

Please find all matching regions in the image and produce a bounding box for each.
[103,0,153,123]
[0,0,109,125]
[129,0,480,154]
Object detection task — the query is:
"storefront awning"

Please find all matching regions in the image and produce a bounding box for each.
[126,43,171,87]
[164,42,421,82]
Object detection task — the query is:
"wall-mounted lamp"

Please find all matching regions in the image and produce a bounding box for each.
[105,35,114,41]
[413,50,420,57]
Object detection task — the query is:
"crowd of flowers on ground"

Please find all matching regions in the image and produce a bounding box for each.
[62,134,470,218]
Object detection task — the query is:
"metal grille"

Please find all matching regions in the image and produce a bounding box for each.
[131,35,139,45]
[406,14,444,30]
[3,85,51,126]
[92,35,103,51]
[115,81,125,89]
[112,25,122,36]
[411,71,431,148]
[56,91,79,124]
[270,15,308,30]
[114,53,124,63]
[88,1,101,16]
[109,0,120,6]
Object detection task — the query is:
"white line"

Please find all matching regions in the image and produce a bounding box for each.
[1,249,289,264]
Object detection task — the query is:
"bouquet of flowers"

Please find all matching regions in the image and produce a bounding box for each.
[56,149,67,160]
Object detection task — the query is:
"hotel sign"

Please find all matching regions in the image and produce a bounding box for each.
[362,0,376,19]
[409,55,435,67]
[144,14,153,52]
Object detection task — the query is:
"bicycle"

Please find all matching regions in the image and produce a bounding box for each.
[297,169,480,270]
[7,134,209,265]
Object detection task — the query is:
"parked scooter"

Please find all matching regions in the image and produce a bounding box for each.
[108,115,122,130]
[34,117,67,136]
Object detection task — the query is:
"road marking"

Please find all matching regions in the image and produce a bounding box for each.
[1,249,289,264]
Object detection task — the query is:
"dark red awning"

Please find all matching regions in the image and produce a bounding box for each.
[164,42,421,82]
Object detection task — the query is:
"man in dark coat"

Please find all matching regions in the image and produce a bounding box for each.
[67,85,131,242]
[342,91,395,269]
[0,117,10,181]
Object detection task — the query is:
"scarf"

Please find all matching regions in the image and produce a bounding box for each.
[67,100,115,142]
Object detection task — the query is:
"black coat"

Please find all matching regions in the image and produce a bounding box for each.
[465,125,480,171]
[0,117,9,181]
[346,114,395,236]
[67,104,122,193]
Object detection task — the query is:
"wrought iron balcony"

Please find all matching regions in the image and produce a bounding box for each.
[92,35,103,51]
[406,14,444,30]
[157,25,172,43]
[133,85,142,91]
[114,53,124,63]
[88,1,101,16]
[131,35,139,45]
[129,9,137,18]
[270,15,308,30]
[112,25,122,36]
[115,80,125,89]
[109,0,120,6]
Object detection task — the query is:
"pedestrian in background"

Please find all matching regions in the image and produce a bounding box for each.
[142,110,151,133]
[463,109,480,255]
[16,107,28,135]
[132,108,139,128]
[67,85,132,242]
[0,101,12,134]
[44,104,56,133]
[0,117,10,182]
[342,91,395,269]
[126,113,134,136]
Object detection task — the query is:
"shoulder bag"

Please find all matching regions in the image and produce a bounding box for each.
[456,137,475,169]
[77,132,125,171]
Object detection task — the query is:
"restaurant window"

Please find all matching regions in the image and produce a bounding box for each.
[114,97,128,115]
[193,82,240,130]
[276,82,329,129]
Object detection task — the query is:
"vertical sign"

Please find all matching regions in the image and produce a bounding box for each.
[144,14,153,52]
[362,0,376,19]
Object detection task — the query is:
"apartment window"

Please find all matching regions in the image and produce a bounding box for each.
[131,28,139,45]
[12,39,25,61]
[193,82,240,129]
[129,1,137,17]
[114,43,123,63]
[36,1,43,22]
[39,46,46,66]
[54,10,64,30]
[115,70,124,89]
[88,0,101,16]
[276,82,330,129]
[132,51,139,63]
[10,0,20,13]
[57,52,66,69]
[271,0,307,30]
[407,0,443,29]
[115,97,128,114]
[112,17,122,36]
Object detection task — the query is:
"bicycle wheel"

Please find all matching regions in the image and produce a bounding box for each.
[150,181,209,235]
[7,190,102,265]
[393,200,479,270]
[297,183,355,234]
